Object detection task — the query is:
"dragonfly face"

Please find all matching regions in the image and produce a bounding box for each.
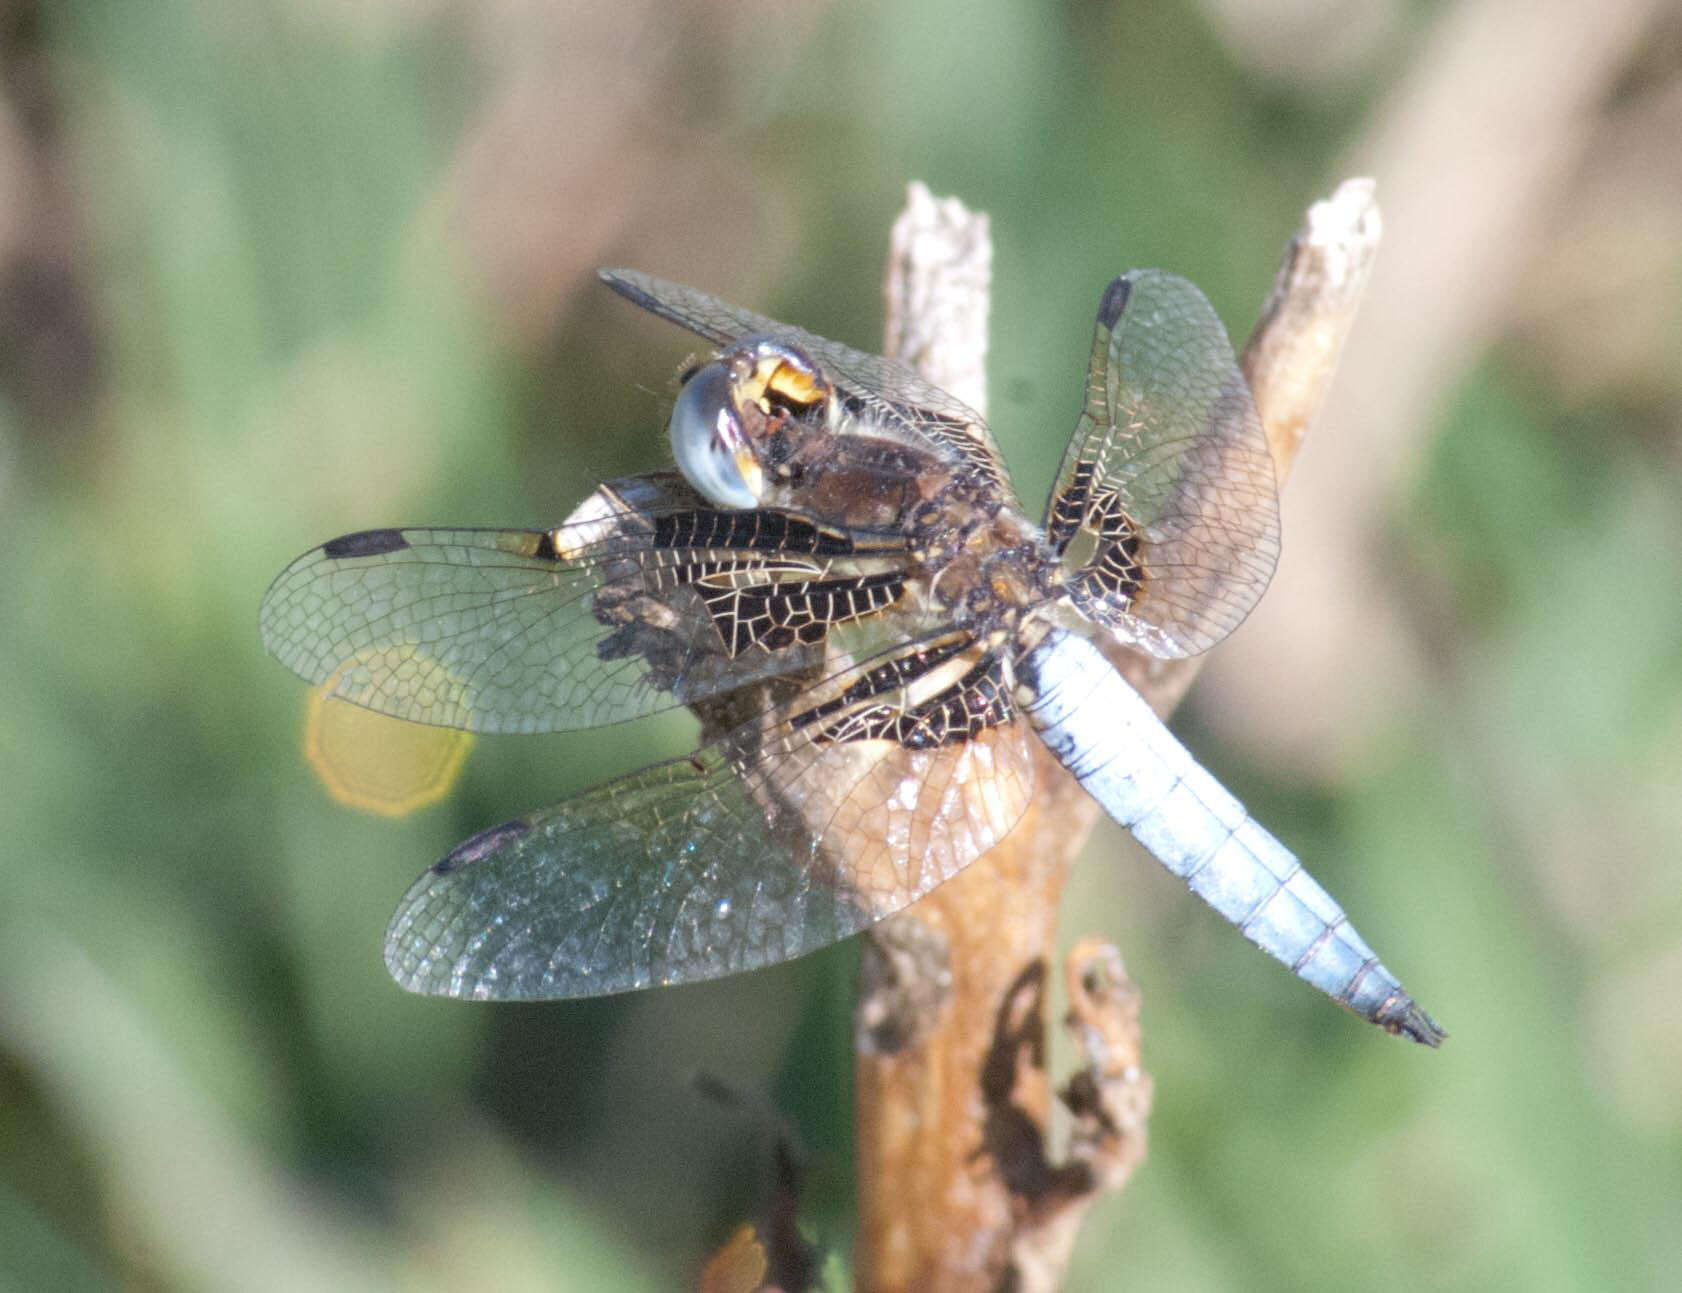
[260,267,1443,1045]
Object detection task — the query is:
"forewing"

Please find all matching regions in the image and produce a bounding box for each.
[1043,269,1279,658]
[384,638,1036,999]
[259,474,918,734]
[600,268,1012,495]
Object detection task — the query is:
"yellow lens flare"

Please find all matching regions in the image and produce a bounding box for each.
[303,653,474,817]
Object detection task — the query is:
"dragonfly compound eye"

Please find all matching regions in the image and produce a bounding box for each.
[669,361,764,509]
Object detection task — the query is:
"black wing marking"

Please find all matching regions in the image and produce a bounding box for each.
[383,634,1036,999]
[1043,269,1280,659]
[259,473,926,734]
[599,268,1014,497]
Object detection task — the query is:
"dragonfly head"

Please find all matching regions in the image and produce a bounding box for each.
[670,338,831,509]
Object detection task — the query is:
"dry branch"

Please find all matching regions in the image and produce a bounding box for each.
[852,179,1382,1292]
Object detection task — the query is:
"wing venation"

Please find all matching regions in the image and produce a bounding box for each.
[600,268,1014,497]
[258,474,917,733]
[1043,269,1280,658]
[384,634,1036,999]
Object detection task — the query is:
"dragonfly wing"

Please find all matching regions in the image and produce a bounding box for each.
[259,474,919,733]
[599,268,1012,495]
[385,635,1036,999]
[1044,269,1280,658]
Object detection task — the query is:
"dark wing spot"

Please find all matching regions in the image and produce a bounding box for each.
[1047,458,1096,555]
[323,529,409,559]
[1097,276,1132,330]
[435,818,529,873]
[596,269,666,320]
[812,654,1013,748]
[789,637,973,734]
[697,571,905,658]
[1070,493,1146,614]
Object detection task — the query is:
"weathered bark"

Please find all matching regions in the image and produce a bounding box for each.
[853,179,1383,1293]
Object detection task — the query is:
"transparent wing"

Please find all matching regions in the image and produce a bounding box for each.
[1043,269,1279,658]
[600,268,1012,494]
[384,637,1036,999]
[259,474,922,734]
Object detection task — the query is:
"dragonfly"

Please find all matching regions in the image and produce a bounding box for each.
[259,267,1444,1045]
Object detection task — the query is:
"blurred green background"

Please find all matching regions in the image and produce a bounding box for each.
[3,1,1680,1289]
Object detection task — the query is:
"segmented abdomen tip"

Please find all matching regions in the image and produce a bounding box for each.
[1387,1000,1447,1048]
